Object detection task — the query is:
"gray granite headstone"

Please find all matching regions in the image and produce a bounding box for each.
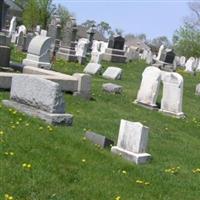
[85,131,114,148]
[102,83,123,94]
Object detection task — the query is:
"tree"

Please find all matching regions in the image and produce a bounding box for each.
[22,0,39,31]
[173,24,200,58]
[150,36,171,48]
[81,20,96,28]
[56,4,71,28]
[38,0,56,29]
[97,21,111,37]
[184,1,200,29]
[14,0,28,9]
[22,0,55,30]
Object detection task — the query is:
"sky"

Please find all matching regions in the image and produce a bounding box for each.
[53,0,191,41]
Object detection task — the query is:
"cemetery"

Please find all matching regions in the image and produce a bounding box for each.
[1,0,200,200]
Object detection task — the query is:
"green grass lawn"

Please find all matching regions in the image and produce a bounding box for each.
[1,50,200,200]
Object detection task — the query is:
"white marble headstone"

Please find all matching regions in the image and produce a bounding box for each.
[136,66,161,108]
[90,52,103,63]
[160,72,184,118]
[179,56,186,67]
[111,119,151,164]
[83,63,102,75]
[102,67,122,80]
[185,57,196,72]
[8,16,16,37]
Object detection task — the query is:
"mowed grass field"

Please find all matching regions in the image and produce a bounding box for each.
[1,50,200,200]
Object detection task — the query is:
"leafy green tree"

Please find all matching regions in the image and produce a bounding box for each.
[22,0,39,31]
[56,4,71,28]
[81,20,96,28]
[97,21,111,37]
[151,36,170,48]
[173,25,200,58]
[14,0,28,9]
[38,0,56,29]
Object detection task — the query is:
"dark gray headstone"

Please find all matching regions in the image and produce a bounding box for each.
[0,46,11,67]
[85,131,114,148]
[160,49,175,64]
[108,35,125,50]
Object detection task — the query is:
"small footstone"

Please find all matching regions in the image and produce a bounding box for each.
[102,83,123,94]
[85,131,114,148]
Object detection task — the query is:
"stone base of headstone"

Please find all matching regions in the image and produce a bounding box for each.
[111,146,151,165]
[77,56,86,65]
[56,52,78,62]
[159,109,185,119]
[102,48,127,63]
[23,58,51,69]
[2,100,73,125]
[134,100,159,110]
[153,61,175,72]
[0,46,11,67]
[102,83,123,94]
[85,131,114,148]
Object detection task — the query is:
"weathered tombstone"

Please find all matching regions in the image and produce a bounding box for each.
[92,40,100,52]
[160,49,175,64]
[17,31,24,50]
[75,40,88,64]
[85,131,114,148]
[102,67,122,80]
[102,83,123,94]
[195,83,200,95]
[179,56,186,67]
[135,66,161,109]
[160,72,184,118]
[73,73,91,100]
[108,35,125,50]
[41,29,47,36]
[90,51,103,63]
[185,57,196,73]
[0,46,11,67]
[126,46,140,62]
[111,119,151,164]
[157,44,165,61]
[83,63,102,75]
[22,35,52,69]
[22,32,34,52]
[35,25,41,34]
[8,16,16,37]
[2,75,73,125]
[99,41,108,53]
[103,35,126,63]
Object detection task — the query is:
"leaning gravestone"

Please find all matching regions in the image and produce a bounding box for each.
[111,119,151,164]
[90,51,103,63]
[83,63,102,75]
[85,131,114,148]
[185,57,196,73]
[160,72,184,118]
[102,83,123,94]
[2,75,73,125]
[195,83,200,96]
[23,35,52,69]
[102,67,122,80]
[135,66,161,109]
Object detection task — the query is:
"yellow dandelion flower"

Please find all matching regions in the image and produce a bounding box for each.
[19,118,22,121]
[122,170,127,174]
[12,111,17,115]
[115,196,121,200]
[4,152,9,155]
[5,194,9,198]
[8,196,13,200]
[16,121,19,125]
[11,125,16,129]
[82,137,86,141]
[0,131,4,135]
[39,127,43,130]
[25,123,29,127]
[82,159,86,163]
[22,163,27,168]
[136,180,143,184]
[27,164,32,169]
[10,152,14,156]
[8,108,12,112]
[144,182,150,185]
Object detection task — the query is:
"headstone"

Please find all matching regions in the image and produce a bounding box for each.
[135,66,161,109]
[2,75,73,125]
[108,35,125,50]
[157,44,165,61]
[185,57,196,73]
[160,72,184,118]
[85,131,114,148]
[92,40,100,52]
[195,83,200,96]
[111,119,151,164]
[90,51,103,63]
[22,35,52,69]
[179,56,186,67]
[99,42,108,53]
[0,46,11,67]
[8,16,16,37]
[83,63,102,75]
[36,25,41,34]
[17,31,24,50]
[41,29,47,36]
[102,67,122,80]
[102,83,123,94]
[73,73,91,100]
[22,33,34,52]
